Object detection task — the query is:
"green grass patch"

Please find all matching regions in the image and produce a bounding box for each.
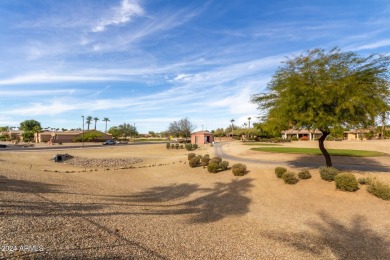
[250,147,386,157]
[135,138,167,142]
[244,143,283,146]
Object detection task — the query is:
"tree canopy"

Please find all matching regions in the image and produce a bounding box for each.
[252,48,390,166]
[19,119,42,133]
[167,117,195,138]
[108,123,138,140]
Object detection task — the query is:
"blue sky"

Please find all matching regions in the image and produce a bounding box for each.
[1,0,390,133]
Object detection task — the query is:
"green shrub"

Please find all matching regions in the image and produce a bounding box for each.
[291,136,298,141]
[185,144,192,151]
[282,171,299,184]
[275,167,287,178]
[170,144,175,149]
[166,143,170,149]
[319,166,340,181]
[192,144,198,149]
[175,143,179,149]
[358,177,370,185]
[219,161,229,171]
[188,153,196,160]
[180,145,184,149]
[189,157,200,168]
[367,179,390,200]
[201,155,210,166]
[210,157,222,164]
[298,170,312,179]
[334,173,359,192]
[207,162,219,173]
[232,163,247,176]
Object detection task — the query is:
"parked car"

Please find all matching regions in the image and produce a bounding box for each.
[102,140,116,145]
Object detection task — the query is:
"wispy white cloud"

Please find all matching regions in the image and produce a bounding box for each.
[0,73,120,85]
[92,0,144,32]
[0,89,77,97]
[349,39,390,51]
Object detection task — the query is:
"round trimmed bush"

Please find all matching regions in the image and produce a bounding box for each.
[319,166,340,181]
[201,155,210,166]
[166,143,170,149]
[170,144,175,149]
[282,171,299,184]
[185,144,192,151]
[175,143,179,149]
[219,161,229,171]
[188,153,196,161]
[358,177,370,185]
[298,170,312,179]
[189,157,200,168]
[275,167,287,178]
[210,157,222,164]
[192,144,198,149]
[207,162,219,173]
[335,173,359,192]
[232,163,247,176]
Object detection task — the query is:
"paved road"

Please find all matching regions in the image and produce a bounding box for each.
[214,142,390,172]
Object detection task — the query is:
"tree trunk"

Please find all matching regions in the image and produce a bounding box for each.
[318,131,332,167]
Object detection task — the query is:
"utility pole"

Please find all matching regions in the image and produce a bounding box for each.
[82,115,85,147]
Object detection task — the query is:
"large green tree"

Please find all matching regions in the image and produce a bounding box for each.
[108,123,138,140]
[252,48,390,166]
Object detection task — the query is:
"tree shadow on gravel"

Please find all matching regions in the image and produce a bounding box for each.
[263,211,390,259]
[0,175,105,217]
[286,155,390,172]
[110,178,254,223]
[0,174,62,193]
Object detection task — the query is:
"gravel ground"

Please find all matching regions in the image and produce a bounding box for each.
[1,142,390,259]
[61,156,143,168]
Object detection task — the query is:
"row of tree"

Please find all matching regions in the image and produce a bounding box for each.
[84,116,111,132]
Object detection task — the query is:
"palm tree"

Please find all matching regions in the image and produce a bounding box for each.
[103,117,110,133]
[86,116,92,130]
[230,119,235,136]
[248,117,251,129]
[93,117,99,130]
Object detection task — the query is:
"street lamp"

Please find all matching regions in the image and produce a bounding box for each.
[82,116,85,147]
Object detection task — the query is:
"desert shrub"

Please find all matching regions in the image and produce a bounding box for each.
[319,166,340,181]
[201,155,210,166]
[188,153,196,160]
[358,177,370,185]
[219,161,229,171]
[180,145,184,149]
[291,136,298,141]
[335,173,359,192]
[192,144,198,149]
[275,167,287,178]
[166,143,170,149]
[367,179,390,200]
[232,163,247,176]
[189,157,200,168]
[185,144,192,151]
[282,171,299,184]
[298,170,312,179]
[175,143,179,149]
[207,162,219,173]
[210,157,222,164]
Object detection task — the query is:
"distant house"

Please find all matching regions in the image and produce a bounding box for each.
[343,129,373,140]
[34,130,112,143]
[191,131,214,144]
[281,129,322,140]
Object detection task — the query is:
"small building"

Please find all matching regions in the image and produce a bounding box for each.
[281,129,322,140]
[343,129,371,140]
[191,131,214,144]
